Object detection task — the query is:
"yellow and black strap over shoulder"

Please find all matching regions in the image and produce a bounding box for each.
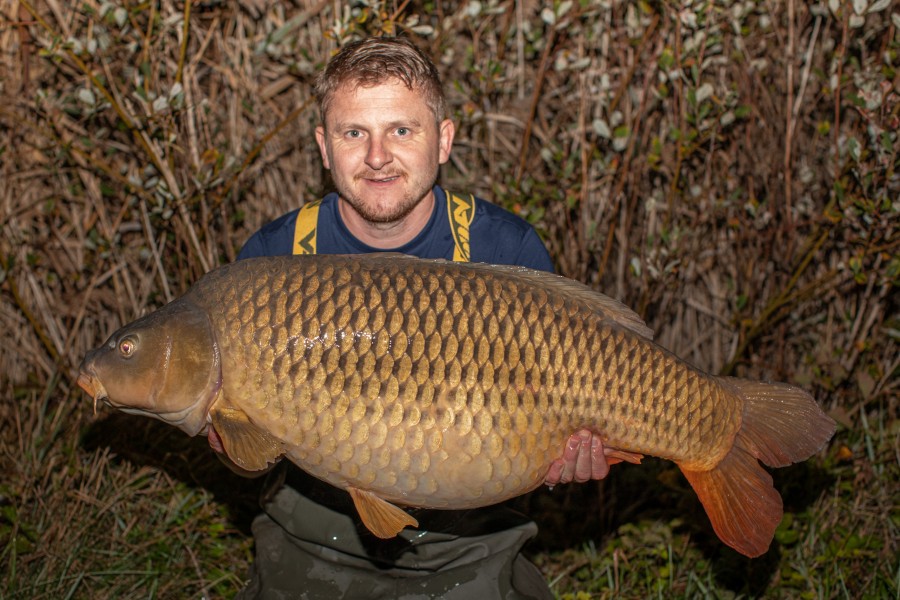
[445,189,475,262]
[292,191,474,261]
[292,199,322,255]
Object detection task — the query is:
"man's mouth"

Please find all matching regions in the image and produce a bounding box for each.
[357,172,405,183]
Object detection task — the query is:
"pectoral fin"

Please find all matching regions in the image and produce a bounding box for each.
[347,486,419,538]
[210,406,284,471]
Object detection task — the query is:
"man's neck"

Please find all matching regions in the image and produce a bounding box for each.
[337,192,436,250]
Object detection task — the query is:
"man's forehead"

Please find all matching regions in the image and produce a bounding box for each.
[324,80,433,123]
[337,78,415,99]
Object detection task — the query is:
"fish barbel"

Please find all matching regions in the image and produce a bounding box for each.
[76,254,834,557]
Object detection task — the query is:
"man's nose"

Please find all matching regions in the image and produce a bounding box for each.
[365,136,392,169]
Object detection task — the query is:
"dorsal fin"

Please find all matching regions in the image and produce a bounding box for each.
[368,254,654,340]
[500,265,653,339]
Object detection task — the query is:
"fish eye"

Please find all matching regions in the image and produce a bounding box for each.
[118,337,137,357]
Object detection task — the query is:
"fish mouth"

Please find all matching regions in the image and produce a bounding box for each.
[76,371,108,415]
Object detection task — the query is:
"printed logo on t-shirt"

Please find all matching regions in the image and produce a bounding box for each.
[447,191,475,262]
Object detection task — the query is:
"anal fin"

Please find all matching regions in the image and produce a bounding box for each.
[347,486,419,538]
[210,406,284,471]
[605,448,644,465]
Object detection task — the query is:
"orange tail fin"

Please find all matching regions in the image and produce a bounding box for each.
[680,379,835,558]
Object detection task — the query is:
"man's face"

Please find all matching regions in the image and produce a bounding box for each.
[315,80,454,224]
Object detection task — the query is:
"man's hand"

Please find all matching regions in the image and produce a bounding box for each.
[544,429,610,487]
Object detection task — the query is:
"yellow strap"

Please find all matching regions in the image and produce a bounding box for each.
[445,189,474,262]
[293,194,472,259]
[292,199,321,255]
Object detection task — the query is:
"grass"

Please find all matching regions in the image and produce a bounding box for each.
[1,385,256,599]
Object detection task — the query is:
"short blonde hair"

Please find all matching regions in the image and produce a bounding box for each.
[314,37,447,126]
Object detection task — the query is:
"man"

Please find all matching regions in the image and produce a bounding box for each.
[228,36,611,599]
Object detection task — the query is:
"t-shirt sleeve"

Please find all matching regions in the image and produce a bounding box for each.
[513,227,555,272]
[236,232,267,260]
[469,200,555,273]
[236,209,299,260]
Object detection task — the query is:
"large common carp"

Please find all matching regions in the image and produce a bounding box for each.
[77,254,835,557]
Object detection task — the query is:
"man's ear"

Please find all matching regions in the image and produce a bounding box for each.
[315,126,330,169]
[438,119,455,165]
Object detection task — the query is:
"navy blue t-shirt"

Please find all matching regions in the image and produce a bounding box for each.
[237,186,554,272]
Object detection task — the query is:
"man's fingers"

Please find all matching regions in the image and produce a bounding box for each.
[544,460,564,486]
[568,431,592,483]
[208,426,225,453]
[590,436,610,479]
[573,438,593,483]
[546,434,583,485]
[545,430,613,487]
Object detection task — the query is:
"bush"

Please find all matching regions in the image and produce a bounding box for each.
[1,1,897,597]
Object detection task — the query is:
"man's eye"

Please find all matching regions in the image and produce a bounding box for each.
[396,127,410,136]
[346,130,362,138]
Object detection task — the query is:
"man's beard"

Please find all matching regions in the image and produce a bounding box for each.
[336,170,436,225]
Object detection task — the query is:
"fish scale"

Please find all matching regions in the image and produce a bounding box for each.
[77,253,834,557]
[208,257,715,499]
